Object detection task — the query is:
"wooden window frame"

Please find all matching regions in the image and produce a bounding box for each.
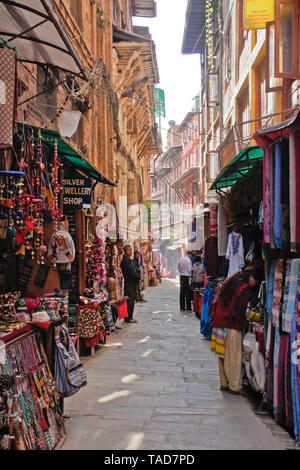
[274,0,300,79]
[266,21,283,92]
[206,151,219,183]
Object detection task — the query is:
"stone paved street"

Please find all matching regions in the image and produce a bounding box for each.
[62,280,295,450]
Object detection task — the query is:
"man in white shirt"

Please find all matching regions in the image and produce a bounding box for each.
[178,251,193,311]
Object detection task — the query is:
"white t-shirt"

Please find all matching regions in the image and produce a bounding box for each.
[178,256,193,276]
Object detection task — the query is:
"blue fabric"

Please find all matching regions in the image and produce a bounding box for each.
[274,143,282,249]
[200,283,214,339]
[282,259,300,333]
[291,314,300,443]
[266,260,276,322]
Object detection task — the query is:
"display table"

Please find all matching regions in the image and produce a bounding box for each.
[0,329,66,450]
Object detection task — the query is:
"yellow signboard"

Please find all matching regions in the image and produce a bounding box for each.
[244,0,275,30]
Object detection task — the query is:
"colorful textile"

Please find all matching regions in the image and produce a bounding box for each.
[274,143,282,249]
[266,260,276,322]
[210,203,218,231]
[277,333,289,426]
[264,146,271,244]
[226,232,245,277]
[272,259,284,327]
[270,146,275,249]
[291,313,300,442]
[211,327,227,357]
[217,198,228,256]
[289,133,297,251]
[200,282,214,339]
[282,259,300,333]
[281,139,290,250]
[273,321,280,415]
[78,304,105,339]
[294,133,300,251]
[282,260,292,332]
[297,282,300,375]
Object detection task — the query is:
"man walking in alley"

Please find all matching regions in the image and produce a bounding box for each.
[178,251,193,311]
[121,245,140,323]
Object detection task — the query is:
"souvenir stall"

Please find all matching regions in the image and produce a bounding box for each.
[0,124,90,449]
[254,111,300,445]
[204,146,265,346]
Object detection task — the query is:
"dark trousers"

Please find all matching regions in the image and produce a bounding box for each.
[180,275,192,310]
[111,304,118,324]
[124,283,136,321]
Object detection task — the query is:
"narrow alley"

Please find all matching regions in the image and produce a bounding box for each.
[62,280,294,451]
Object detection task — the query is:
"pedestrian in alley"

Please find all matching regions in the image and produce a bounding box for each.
[133,250,147,303]
[107,277,123,332]
[210,267,263,395]
[178,251,193,312]
[120,245,140,323]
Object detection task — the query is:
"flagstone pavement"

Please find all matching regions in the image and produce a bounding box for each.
[62,279,295,450]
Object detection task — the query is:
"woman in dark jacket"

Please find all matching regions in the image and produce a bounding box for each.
[210,268,262,395]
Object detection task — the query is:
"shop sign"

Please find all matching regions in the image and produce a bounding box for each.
[63,177,92,208]
[244,0,275,30]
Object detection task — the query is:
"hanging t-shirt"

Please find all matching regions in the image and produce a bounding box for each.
[226,231,245,277]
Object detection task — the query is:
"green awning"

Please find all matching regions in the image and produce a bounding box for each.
[41,129,116,187]
[210,146,263,192]
[17,125,116,187]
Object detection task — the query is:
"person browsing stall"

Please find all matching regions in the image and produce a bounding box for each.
[120,245,140,323]
[210,268,262,395]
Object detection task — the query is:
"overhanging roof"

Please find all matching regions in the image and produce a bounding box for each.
[210,146,263,192]
[182,0,206,54]
[132,1,157,18]
[253,108,300,148]
[0,0,87,79]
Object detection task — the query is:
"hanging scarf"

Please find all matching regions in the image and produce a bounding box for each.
[282,259,300,333]
[281,139,290,250]
[281,260,292,332]
[270,146,275,249]
[272,259,284,327]
[264,320,272,397]
[291,313,300,443]
[295,133,300,251]
[264,146,271,244]
[266,260,276,322]
[297,281,300,376]
[273,321,280,415]
[274,143,282,249]
[289,132,297,251]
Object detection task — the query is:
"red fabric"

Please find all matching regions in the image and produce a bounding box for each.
[118,301,128,320]
[210,283,251,331]
[198,296,203,318]
[32,321,52,330]
[0,325,33,344]
[193,292,199,314]
[85,331,106,348]
[255,328,265,355]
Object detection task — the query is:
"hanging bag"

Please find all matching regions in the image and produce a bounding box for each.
[242,332,265,393]
[54,324,87,397]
